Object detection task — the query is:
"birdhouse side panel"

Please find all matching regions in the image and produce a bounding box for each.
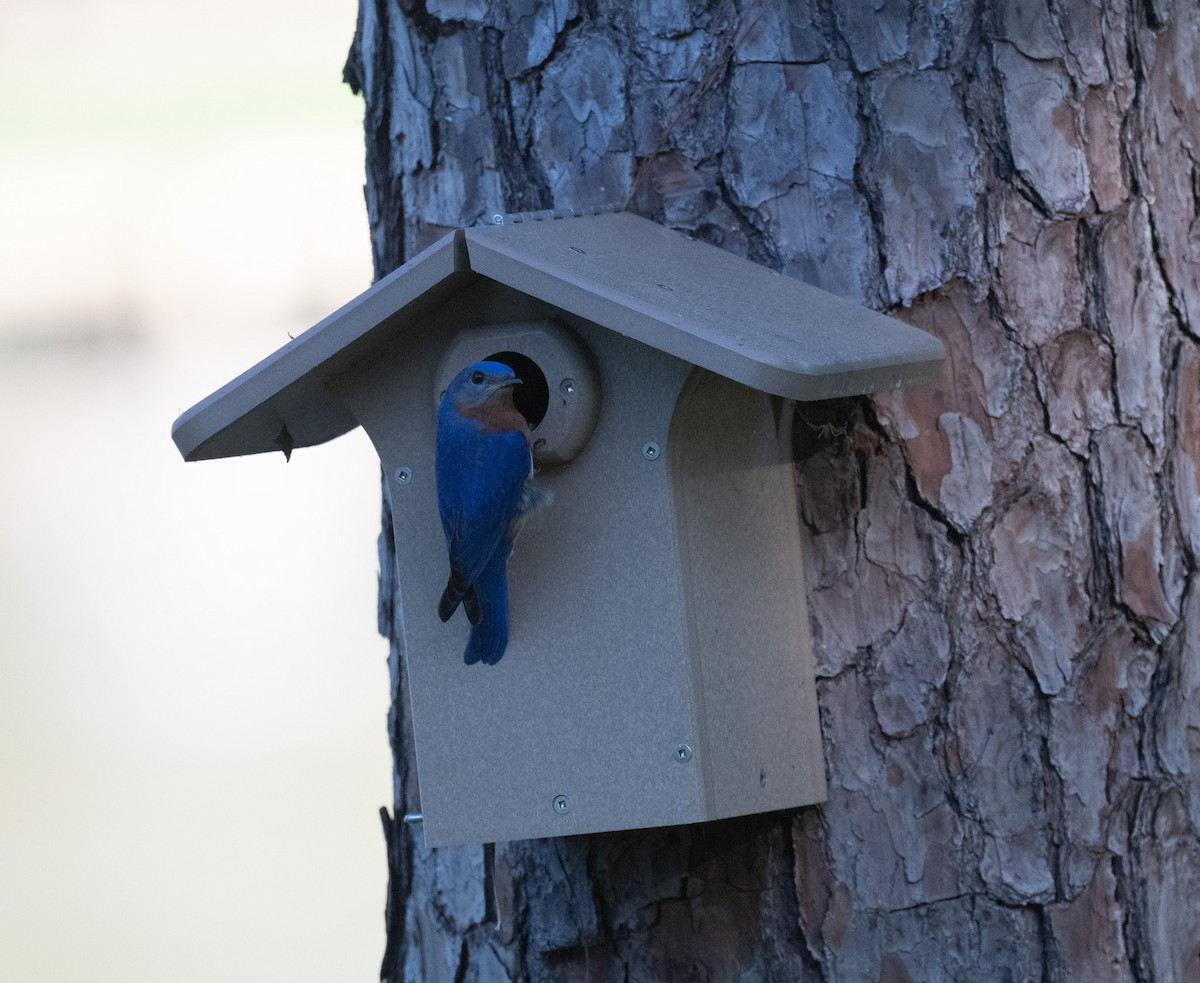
[668,371,828,820]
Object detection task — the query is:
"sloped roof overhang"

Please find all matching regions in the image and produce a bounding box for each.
[171,211,943,462]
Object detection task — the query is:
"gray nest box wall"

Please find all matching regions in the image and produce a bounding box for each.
[172,211,944,848]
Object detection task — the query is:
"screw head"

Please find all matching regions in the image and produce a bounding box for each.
[552,794,571,815]
[394,467,412,485]
[674,743,693,764]
[642,441,661,461]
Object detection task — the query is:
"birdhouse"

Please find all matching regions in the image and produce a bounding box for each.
[172,209,943,847]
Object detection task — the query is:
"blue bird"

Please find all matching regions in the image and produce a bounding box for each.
[435,360,550,665]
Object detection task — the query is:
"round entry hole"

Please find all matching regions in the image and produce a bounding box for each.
[488,350,549,429]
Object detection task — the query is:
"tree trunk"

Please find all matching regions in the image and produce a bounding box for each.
[344,2,1200,979]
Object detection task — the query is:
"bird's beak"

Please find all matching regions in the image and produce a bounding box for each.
[499,376,522,389]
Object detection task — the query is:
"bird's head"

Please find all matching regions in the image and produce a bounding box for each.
[445,360,522,409]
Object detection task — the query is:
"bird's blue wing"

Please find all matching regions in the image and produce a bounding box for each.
[437,418,530,589]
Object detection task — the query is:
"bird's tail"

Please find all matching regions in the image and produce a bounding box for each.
[463,550,510,666]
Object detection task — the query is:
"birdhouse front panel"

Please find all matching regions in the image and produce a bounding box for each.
[335,293,722,846]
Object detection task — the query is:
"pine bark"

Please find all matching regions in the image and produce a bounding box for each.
[344,2,1200,980]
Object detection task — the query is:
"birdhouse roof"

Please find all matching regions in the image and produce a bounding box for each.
[171,210,943,462]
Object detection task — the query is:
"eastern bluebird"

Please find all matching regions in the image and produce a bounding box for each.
[435,360,550,665]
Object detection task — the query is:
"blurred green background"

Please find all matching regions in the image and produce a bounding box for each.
[0,1,392,979]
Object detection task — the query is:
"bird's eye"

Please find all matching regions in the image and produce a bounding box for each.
[471,370,484,384]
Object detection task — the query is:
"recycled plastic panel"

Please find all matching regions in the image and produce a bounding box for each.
[464,211,945,401]
[332,281,706,847]
[172,212,944,466]
[172,231,470,462]
[668,371,827,817]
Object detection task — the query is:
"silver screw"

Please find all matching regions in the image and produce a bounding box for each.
[492,213,505,225]
[552,794,571,815]
[674,743,693,764]
[394,467,412,485]
[642,441,661,461]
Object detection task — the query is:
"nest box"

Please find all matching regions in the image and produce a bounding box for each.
[172,210,943,847]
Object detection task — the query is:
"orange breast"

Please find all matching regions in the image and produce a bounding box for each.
[457,400,531,442]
